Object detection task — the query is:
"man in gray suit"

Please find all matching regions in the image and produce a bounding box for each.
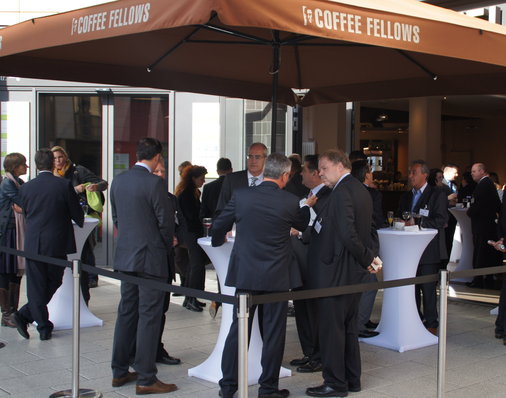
[110,138,177,395]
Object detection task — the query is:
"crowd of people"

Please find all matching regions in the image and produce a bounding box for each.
[0,138,504,397]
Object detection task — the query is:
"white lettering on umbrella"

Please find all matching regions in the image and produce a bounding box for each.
[71,2,151,36]
[302,6,421,44]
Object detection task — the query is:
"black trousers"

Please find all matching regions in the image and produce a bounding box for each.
[293,293,320,360]
[111,271,165,386]
[495,275,506,336]
[220,290,288,396]
[185,232,207,292]
[318,293,361,392]
[415,263,439,329]
[18,258,65,333]
[157,281,172,359]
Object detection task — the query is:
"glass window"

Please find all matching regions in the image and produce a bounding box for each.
[244,100,286,154]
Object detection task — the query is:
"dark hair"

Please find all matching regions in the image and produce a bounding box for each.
[3,152,26,174]
[351,159,370,183]
[349,150,367,163]
[462,171,474,185]
[175,165,207,198]
[289,156,302,175]
[304,154,319,172]
[35,148,54,171]
[321,149,352,170]
[428,168,443,186]
[136,138,162,161]
[489,171,499,185]
[216,157,232,172]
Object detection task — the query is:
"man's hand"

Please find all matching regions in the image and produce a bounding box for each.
[12,204,22,214]
[488,238,506,253]
[290,228,300,236]
[86,184,99,192]
[75,184,85,193]
[305,195,318,207]
[368,256,383,273]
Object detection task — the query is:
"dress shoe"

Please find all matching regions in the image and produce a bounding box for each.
[186,298,203,312]
[209,301,219,319]
[290,355,310,366]
[495,332,503,339]
[218,390,234,398]
[136,379,178,395]
[306,384,348,397]
[348,384,361,393]
[297,361,322,373]
[365,320,378,329]
[39,330,52,341]
[358,330,379,338]
[172,292,182,297]
[157,355,181,365]
[196,299,206,307]
[10,312,29,339]
[427,327,438,336]
[112,371,138,387]
[0,342,5,349]
[258,388,289,398]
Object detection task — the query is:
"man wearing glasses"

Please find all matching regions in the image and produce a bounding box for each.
[215,142,268,214]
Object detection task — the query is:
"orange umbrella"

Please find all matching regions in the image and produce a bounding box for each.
[1,0,506,148]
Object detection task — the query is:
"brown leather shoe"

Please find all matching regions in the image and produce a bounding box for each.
[427,327,438,336]
[136,379,178,395]
[112,371,138,387]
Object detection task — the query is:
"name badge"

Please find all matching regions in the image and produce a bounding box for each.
[314,219,322,234]
[419,208,429,217]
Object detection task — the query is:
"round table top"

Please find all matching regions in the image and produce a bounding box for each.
[378,227,437,237]
[197,236,235,246]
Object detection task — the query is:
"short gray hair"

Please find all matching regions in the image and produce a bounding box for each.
[263,153,291,179]
[411,159,430,175]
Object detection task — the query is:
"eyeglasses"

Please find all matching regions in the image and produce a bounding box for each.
[247,154,265,160]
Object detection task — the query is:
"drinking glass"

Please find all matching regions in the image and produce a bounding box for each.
[402,211,411,222]
[203,218,212,237]
[387,211,394,228]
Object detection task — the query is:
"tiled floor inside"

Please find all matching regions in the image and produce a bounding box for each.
[1,270,505,398]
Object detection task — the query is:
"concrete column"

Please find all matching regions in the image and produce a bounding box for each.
[302,103,348,153]
[408,97,442,168]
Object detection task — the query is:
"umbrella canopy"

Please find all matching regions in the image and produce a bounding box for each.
[1,0,506,107]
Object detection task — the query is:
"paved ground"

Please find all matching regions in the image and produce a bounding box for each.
[1,270,505,398]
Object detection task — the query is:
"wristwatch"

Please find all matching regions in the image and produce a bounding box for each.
[500,244,506,251]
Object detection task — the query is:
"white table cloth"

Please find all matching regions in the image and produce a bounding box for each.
[448,207,473,282]
[188,237,291,384]
[47,217,103,330]
[363,228,438,352]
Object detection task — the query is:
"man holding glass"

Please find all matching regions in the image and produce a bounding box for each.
[397,160,448,336]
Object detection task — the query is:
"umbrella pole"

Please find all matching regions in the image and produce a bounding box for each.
[270,31,280,153]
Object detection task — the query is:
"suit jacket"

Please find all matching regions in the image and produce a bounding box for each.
[398,184,448,264]
[212,181,309,291]
[307,175,376,289]
[110,165,174,278]
[284,173,310,199]
[200,175,225,219]
[19,171,84,257]
[499,197,506,240]
[367,186,386,230]
[177,187,203,235]
[291,185,331,284]
[215,170,249,214]
[467,176,501,238]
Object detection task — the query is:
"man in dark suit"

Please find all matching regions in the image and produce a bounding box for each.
[215,142,267,214]
[467,162,502,288]
[200,158,232,220]
[351,159,385,338]
[289,155,331,373]
[397,160,448,335]
[152,158,182,367]
[306,149,380,398]
[212,153,315,398]
[441,164,459,266]
[110,138,177,395]
[11,149,84,341]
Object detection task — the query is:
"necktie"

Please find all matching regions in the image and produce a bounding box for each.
[308,191,314,198]
[250,177,258,187]
[411,189,422,212]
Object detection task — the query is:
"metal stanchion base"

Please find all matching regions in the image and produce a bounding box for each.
[49,389,102,398]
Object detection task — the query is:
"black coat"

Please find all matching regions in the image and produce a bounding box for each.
[398,184,448,264]
[200,175,225,219]
[212,181,309,291]
[19,172,84,257]
[307,175,376,289]
[215,170,249,214]
[467,176,501,238]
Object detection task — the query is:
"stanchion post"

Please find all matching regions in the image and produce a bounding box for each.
[72,259,81,398]
[237,293,250,398]
[437,270,449,398]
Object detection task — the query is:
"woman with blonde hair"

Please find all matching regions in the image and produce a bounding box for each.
[176,165,208,312]
[0,153,27,327]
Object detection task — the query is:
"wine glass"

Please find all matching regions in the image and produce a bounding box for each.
[202,218,212,237]
[402,211,411,223]
[387,211,394,228]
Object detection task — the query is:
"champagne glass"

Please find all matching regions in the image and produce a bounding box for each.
[387,211,394,228]
[202,218,212,237]
[402,211,411,223]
